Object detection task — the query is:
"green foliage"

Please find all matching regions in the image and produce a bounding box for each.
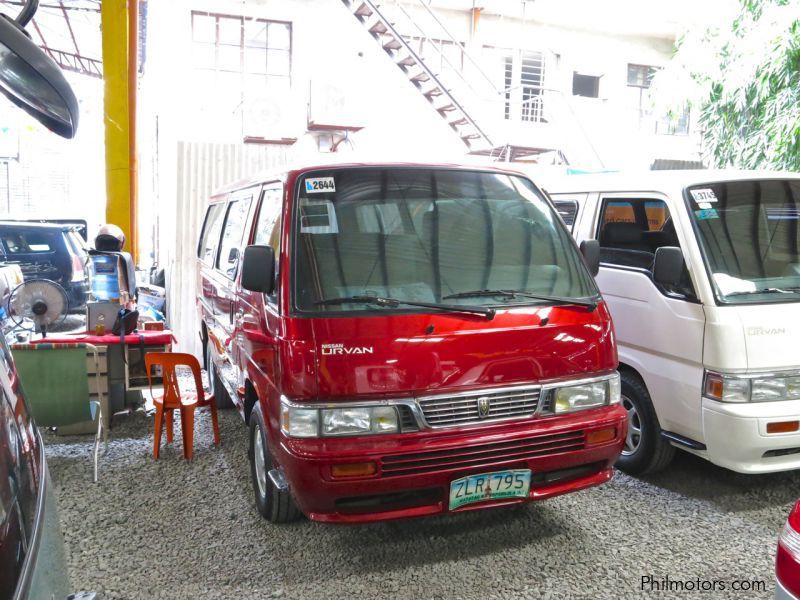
[664,0,800,170]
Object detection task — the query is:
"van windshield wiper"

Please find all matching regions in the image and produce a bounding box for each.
[314,295,495,319]
[442,289,597,311]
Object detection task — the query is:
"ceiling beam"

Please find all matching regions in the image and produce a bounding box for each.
[41,46,102,78]
[0,1,100,13]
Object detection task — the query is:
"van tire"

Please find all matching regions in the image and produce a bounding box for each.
[615,372,675,475]
[249,404,302,524]
[206,343,233,409]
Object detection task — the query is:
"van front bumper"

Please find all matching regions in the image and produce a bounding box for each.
[274,404,626,523]
[702,398,800,473]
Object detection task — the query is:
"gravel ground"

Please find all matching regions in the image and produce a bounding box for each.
[43,405,799,600]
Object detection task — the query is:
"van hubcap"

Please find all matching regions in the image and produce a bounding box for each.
[254,428,267,498]
[622,395,642,456]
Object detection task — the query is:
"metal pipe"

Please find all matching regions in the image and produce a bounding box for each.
[128,0,139,264]
[14,0,37,26]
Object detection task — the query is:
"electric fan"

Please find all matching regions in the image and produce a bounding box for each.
[7,279,69,338]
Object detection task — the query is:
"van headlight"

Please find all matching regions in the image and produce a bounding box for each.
[281,400,399,437]
[548,373,620,414]
[704,371,800,403]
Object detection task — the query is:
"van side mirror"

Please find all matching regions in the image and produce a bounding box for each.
[580,240,600,277]
[241,245,275,294]
[653,246,683,287]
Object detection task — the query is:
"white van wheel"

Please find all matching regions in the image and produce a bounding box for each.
[622,394,642,456]
[615,372,675,475]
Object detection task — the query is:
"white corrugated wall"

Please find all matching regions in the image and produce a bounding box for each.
[166,141,290,358]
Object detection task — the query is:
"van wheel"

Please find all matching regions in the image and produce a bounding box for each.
[615,372,675,475]
[249,405,302,523]
[206,343,233,409]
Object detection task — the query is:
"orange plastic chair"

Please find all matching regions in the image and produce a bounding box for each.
[145,352,220,460]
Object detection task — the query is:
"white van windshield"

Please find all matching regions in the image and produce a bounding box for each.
[688,179,800,303]
[292,168,598,313]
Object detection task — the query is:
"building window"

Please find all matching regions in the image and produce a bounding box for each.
[627,64,657,88]
[572,73,600,98]
[191,12,291,122]
[656,106,691,136]
[493,49,546,123]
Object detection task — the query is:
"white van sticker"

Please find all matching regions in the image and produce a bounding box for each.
[305,177,336,194]
[690,188,718,203]
[698,202,712,210]
[695,208,719,220]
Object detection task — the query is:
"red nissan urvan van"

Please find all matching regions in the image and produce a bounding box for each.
[198,162,626,523]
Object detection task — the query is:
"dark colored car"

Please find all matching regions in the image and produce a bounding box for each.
[0,334,72,599]
[0,221,90,311]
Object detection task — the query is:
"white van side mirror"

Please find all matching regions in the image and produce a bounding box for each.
[653,246,683,287]
[241,245,275,295]
[580,240,600,277]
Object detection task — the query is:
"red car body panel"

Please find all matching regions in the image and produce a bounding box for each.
[199,162,626,523]
[777,500,800,598]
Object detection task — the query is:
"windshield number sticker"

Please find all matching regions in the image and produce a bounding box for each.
[695,208,719,220]
[305,177,335,194]
[690,188,718,203]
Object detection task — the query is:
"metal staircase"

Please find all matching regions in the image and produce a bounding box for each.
[341,0,494,152]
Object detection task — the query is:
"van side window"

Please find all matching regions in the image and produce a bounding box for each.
[198,203,225,266]
[597,197,695,298]
[552,200,578,231]
[254,187,282,303]
[217,196,253,279]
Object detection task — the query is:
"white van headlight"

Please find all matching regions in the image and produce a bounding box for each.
[281,400,399,437]
[550,373,620,414]
[704,371,800,403]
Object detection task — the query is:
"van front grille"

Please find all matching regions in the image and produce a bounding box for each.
[380,430,585,477]
[417,386,542,427]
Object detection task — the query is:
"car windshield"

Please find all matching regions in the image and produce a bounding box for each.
[293,168,598,313]
[687,179,800,304]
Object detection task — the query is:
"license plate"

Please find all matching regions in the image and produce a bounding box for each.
[449,469,531,510]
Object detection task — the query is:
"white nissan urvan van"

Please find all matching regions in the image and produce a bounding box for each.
[547,171,800,475]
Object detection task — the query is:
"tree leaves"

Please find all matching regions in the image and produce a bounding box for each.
[657,0,800,170]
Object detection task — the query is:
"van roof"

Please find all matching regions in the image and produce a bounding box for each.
[210,159,530,198]
[540,169,800,195]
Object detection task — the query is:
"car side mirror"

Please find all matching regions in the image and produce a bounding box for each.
[241,245,275,295]
[580,240,600,277]
[0,2,79,138]
[653,246,683,287]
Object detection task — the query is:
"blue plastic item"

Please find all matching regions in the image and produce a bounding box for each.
[89,254,121,301]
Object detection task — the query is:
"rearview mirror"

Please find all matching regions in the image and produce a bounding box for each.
[653,246,683,287]
[241,245,275,295]
[0,1,79,138]
[227,247,239,263]
[580,240,600,277]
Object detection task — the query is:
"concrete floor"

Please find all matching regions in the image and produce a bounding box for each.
[44,408,798,599]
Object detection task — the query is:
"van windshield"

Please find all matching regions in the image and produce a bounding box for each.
[292,168,598,313]
[687,179,800,304]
